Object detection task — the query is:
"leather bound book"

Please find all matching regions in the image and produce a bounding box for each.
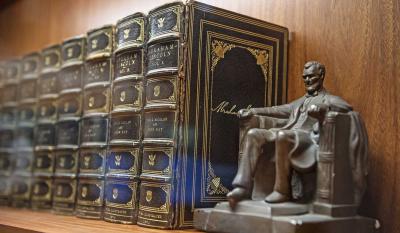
[76,25,114,220]
[0,61,12,206]
[53,35,86,215]
[32,45,61,210]
[104,12,146,224]
[15,52,41,181]
[138,2,288,229]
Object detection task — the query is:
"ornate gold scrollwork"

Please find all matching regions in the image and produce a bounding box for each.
[211,40,235,71]
[211,39,270,79]
[206,161,229,195]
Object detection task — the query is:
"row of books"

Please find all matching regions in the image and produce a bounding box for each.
[0,1,288,229]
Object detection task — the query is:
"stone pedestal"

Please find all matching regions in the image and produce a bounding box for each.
[194,201,379,233]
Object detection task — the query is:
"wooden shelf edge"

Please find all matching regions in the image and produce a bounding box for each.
[0,207,199,233]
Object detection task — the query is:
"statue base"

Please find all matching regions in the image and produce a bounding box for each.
[194,201,378,233]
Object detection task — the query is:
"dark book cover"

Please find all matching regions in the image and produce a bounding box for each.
[138,1,288,229]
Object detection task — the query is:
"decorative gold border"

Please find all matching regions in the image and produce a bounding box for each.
[148,5,182,41]
[179,4,288,226]
[114,48,145,79]
[62,39,85,64]
[33,151,55,173]
[145,76,177,106]
[104,180,138,209]
[77,179,104,206]
[112,79,143,111]
[58,92,82,118]
[106,148,139,175]
[55,150,78,174]
[83,86,110,114]
[146,39,180,76]
[53,179,77,203]
[42,47,61,70]
[31,178,52,201]
[79,148,106,174]
[116,17,145,49]
[138,182,171,214]
[142,147,173,178]
[143,109,178,143]
[87,27,114,59]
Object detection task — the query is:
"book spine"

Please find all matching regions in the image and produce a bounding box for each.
[32,45,61,210]
[3,59,28,208]
[53,35,86,215]
[0,61,12,206]
[76,25,114,219]
[103,12,146,225]
[137,2,185,229]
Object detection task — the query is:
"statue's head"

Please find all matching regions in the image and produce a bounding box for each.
[302,61,325,95]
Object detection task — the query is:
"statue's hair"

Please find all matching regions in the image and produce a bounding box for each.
[304,61,325,77]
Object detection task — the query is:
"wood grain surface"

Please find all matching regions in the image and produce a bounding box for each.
[0,207,199,233]
[0,0,399,232]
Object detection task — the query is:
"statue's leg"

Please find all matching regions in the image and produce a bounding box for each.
[265,130,296,203]
[227,128,275,208]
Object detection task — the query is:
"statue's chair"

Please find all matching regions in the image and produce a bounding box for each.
[239,111,362,217]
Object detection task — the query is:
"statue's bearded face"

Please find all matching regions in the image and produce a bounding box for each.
[302,65,324,94]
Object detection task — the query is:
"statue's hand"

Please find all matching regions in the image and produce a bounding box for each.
[308,104,328,122]
[238,109,254,119]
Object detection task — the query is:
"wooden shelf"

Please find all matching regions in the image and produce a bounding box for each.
[0,207,199,233]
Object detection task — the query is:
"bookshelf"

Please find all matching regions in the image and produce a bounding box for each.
[0,208,199,233]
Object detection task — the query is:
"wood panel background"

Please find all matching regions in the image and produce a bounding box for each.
[0,0,399,232]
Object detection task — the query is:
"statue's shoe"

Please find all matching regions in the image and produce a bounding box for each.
[265,191,289,203]
[227,187,248,209]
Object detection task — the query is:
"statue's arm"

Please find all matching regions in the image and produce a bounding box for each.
[251,104,292,118]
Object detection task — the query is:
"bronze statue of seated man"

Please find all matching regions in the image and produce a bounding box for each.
[227,61,354,207]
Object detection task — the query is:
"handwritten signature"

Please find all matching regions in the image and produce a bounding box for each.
[211,101,252,116]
